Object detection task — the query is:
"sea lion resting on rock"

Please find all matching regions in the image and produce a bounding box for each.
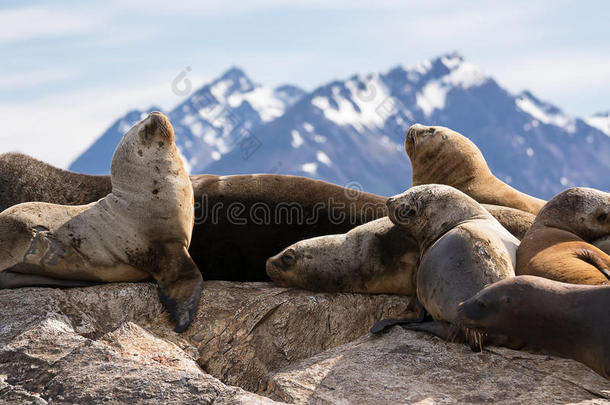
[374,185,519,348]
[266,217,419,294]
[265,204,531,296]
[0,155,532,285]
[517,187,610,285]
[458,275,610,380]
[405,124,546,215]
[0,112,202,332]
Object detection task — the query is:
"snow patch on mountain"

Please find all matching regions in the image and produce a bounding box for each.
[585,111,610,136]
[515,91,576,133]
[311,75,392,131]
[416,54,489,117]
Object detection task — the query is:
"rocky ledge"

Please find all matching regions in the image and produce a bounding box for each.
[0,282,608,404]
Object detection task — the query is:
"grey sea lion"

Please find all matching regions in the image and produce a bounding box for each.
[377,184,519,347]
[0,112,202,332]
[266,217,419,294]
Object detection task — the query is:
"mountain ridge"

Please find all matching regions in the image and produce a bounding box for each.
[70,53,610,199]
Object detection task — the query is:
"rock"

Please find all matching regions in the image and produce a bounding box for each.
[1,281,607,404]
[0,281,411,403]
[263,327,610,404]
[0,285,280,404]
[144,281,413,391]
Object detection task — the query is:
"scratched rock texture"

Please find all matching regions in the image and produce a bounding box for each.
[1,282,608,404]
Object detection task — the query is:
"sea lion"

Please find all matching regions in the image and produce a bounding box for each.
[266,217,419,294]
[516,187,610,285]
[0,153,112,210]
[479,204,534,240]
[405,124,546,215]
[458,275,610,380]
[1,155,532,283]
[380,184,518,345]
[0,112,202,332]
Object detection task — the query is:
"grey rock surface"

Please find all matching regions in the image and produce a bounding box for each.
[263,327,610,404]
[1,281,608,404]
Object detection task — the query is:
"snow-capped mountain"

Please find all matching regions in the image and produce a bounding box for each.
[205,53,610,198]
[71,53,610,199]
[70,106,163,174]
[69,67,305,174]
[585,111,610,136]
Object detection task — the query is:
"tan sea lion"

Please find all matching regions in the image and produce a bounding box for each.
[458,275,610,380]
[377,184,519,347]
[0,112,202,332]
[516,187,610,285]
[405,124,546,215]
[266,217,419,294]
[1,155,531,285]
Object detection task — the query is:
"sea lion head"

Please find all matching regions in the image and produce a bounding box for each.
[537,187,610,241]
[266,235,348,291]
[457,276,555,338]
[387,184,489,250]
[110,112,193,242]
[405,124,489,188]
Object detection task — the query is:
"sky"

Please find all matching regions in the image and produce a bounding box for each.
[1,0,609,168]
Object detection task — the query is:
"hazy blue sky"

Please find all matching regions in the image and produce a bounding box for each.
[1,0,609,167]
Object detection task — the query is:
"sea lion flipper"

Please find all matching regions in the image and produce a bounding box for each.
[152,246,204,333]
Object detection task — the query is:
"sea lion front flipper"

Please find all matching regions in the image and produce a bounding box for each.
[151,245,204,333]
[370,298,427,334]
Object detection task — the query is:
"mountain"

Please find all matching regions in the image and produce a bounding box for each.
[585,111,610,136]
[206,53,610,198]
[70,67,306,173]
[70,106,163,174]
[71,54,610,199]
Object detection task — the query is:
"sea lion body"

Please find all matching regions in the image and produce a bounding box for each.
[0,113,202,332]
[266,217,419,294]
[1,155,531,282]
[458,275,610,380]
[387,184,518,325]
[405,124,546,215]
[517,187,610,285]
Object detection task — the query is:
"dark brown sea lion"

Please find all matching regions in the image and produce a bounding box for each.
[1,155,530,284]
[516,187,610,285]
[458,275,610,380]
[405,124,546,215]
[0,112,202,332]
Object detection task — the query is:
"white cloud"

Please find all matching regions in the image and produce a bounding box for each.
[0,73,209,168]
[0,5,103,43]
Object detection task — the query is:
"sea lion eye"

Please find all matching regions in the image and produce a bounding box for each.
[281,250,296,268]
[395,205,417,224]
[427,127,436,134]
